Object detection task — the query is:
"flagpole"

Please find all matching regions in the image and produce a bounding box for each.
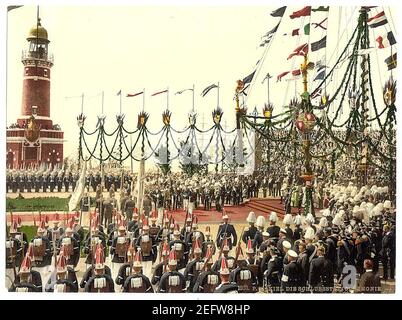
[167,87,169,110]
[217,82,220,108]
[101,91,104,114]
[81,93,84,114]
[119,89,122,115]
[192,84,194,112]
[143,88,145,111]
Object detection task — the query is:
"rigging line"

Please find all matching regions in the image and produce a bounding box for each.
[145,126,165,136]
[121,126,142,160]
[122,126,140,135]
[244,10,287,105]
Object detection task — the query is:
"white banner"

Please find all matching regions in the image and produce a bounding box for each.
[68,161,87,212]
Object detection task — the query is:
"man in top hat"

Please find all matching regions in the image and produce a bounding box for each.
[216,213,237,251]
[193,247,220,293]
[158,250,186,293]
[57,225,80,268]
[9,255,42,293]
[230,248,258,293]
[123,250,154,293]
[110,222,131,288]
[135,217,157,278]
[308,245,334,293]
[242,212,257,246]
[214,256,238,293]
[183,239,204,292]
[169,222,189,271]
[266,212,280,240]
[45,250,78,292]
[85,244,115,292]
[281,249,303,293]
[263,246,283,293]
[202,226,216,259]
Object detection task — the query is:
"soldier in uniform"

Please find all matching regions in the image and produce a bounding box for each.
[124,195,136,221]
[151,241,170,288]
[110,224,130,288]
[193,247,220,293]
[72,216,85,245]
[63,173,70,192]
[83,223,107,266]
[49,174,56,192]
[85,244,115,292]
[57,226,80,268]
[123,250,154,293]
[308,245,334,293]
[115,244,135,289]
[201,226,216,259]
[169,223,189,271]
[57,173,63,192]
[158,250,186,293]
[45,252,78,292]
[242,212,257,245]
[135,218,157,278]
[214,256,238,293]
[149,211,161,245]
[183,239,204,292]
[212,238,235,273]
[216,213,238,251]
[103,197,113,227]
[252,215,266,250]
[281,249,302,293]
[48,219,64,243]
[293,215,303,242]
[230,248,258,293]
[6,221,24,289]
[9,255,42,292]
[264,246,283,293]
[26,174,32,193]
[30,224,52,286]
[266,211,280,241]
[11,174,18,193]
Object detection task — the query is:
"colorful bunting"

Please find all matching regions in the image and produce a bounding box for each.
[311,36,327,52]
[290,6,311,19]
[368,11,388,28]
[376,31,396,49]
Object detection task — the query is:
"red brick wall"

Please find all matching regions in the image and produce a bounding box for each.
[21,66,51,118]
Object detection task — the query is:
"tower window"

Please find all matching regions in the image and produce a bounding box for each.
[44,69,48,77]
[25,68,29,75]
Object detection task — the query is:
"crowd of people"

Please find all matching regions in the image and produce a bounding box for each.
[6,176,395,293]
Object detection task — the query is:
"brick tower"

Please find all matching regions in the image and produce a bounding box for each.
[6,16,64,169]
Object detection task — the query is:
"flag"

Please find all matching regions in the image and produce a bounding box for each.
[312,18,327,30]
[311,36,327,52]
[126,91,143,97]
[317,64,327,73]
[368,11,388,28]
[262,23,279,38]
[201,84,218,97]
[68,162,87,211]
[311,87,322,99]
[260,23,279,47]
[277,71,290,81]
[287,43,308,60]
[271,6,286,17]
[304,23,311,35]
[286,69,302,81]
[151,89,168,96]
[290,6,311,19]
[243,70,256,84]
[314,70,326,81]
[312,6,329,12]
[239,84,250,96]
[376,31,396,49]
[175,88,193,95]
[385,53,397,70]
[116,90,121,96]
[7,5,23,11]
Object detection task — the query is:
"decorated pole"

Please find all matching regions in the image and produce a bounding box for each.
[295,53,316,217]
[235,80,245,175]
[358,7,369,187]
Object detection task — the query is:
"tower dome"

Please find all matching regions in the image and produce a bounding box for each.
[27,18,49,43]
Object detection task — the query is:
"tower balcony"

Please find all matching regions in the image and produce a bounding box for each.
[21,50,54,64]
